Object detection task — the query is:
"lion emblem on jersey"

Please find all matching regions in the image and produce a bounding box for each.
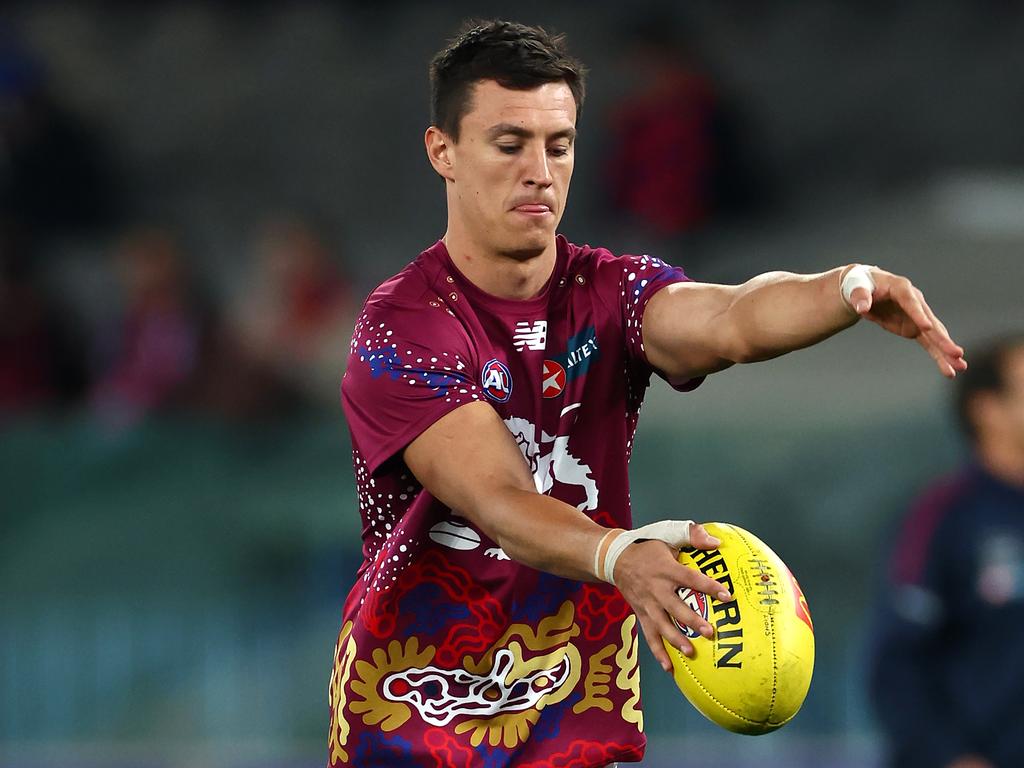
[503,410,599,512]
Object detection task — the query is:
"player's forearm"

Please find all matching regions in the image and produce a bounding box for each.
[474,487,608,582]
[724,266,857,363]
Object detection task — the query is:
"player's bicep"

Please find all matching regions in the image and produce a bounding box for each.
[642,281,742,381]
[403,401,537,529]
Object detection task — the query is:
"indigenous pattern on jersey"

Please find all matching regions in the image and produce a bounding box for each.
[332,235,698,767]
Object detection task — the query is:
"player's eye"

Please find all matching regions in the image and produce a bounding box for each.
[548,145,570,157]
[497,144,521,155]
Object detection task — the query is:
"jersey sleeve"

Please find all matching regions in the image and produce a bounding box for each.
[341,301,483,475]
[601,252,703,391]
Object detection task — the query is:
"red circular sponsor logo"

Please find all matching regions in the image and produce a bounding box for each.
[542,360,566,398]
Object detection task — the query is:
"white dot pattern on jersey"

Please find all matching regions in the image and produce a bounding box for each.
[352,447,421,602]
[621,254,664,354]
[618,254,680,463]
[348,308,484,603]
[350,312,482,405]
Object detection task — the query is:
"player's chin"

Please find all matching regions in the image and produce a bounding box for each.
[498,229,553,260]
[499,241,548,261]
[509,209,557,231]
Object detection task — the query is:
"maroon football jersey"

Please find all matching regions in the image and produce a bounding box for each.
[330,235,699,767]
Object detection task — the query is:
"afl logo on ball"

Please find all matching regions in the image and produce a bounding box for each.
[673,587,710,638]
[542,360,566,398]
[481,358,513,402]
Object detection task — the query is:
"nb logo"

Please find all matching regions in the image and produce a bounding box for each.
[513,321,547,352]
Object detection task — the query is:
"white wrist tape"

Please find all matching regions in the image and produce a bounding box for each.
[597,519,695,587]
[840,264,877,309]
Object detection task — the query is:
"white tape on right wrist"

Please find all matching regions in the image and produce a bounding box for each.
[597,520,695,587]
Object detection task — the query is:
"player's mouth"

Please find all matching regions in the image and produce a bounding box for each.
[512,203,553,218]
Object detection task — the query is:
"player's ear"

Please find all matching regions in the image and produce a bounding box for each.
[425,126,455,182]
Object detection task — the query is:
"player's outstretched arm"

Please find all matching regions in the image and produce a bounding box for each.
[403,400,731,670]
[642,265,967,383]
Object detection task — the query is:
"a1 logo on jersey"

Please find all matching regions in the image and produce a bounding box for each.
[481,359,513,402]
[542,360,566,398]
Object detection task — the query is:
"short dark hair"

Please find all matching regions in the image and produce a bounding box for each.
[954,333,1024,441]
[429,19,587,141]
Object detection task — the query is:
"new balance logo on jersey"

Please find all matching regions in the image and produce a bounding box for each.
[513,321,547,352]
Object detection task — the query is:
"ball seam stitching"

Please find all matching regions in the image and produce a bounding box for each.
[734,526,780,722]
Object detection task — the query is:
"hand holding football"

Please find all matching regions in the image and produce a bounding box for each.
[663,522,815,735]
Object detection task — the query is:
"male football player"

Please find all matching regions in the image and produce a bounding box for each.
[329,20,965,767]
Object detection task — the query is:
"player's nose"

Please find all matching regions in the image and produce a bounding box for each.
[522,144,553,188]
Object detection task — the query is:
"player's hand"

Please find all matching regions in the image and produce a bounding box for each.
[613,523,733,673]
[846,267,967,379]
[945,757,994,768]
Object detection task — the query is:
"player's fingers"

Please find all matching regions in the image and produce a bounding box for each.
[928,324,963,360]
[688,523,721,551]
[892,281,934,332]
[656,608,697,658]
[636,612,675,671]
[664,595,714,639]
[915,302,966,377]
[675,564,733,603]
[931,348,966,379]
[921,305,966,363]
[952,353,968,373]
[848,285,873,315]
[916,332,956,377]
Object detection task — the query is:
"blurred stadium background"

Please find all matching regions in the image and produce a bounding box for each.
[2,1,1022,766]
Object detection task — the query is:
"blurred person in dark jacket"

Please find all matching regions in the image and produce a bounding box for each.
[869,334,1024,768]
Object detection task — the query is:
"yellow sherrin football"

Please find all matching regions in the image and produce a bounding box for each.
[663,522,815,735]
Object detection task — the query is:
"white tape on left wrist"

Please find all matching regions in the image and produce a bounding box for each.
[596,519,694,587]
[840,264,877,310]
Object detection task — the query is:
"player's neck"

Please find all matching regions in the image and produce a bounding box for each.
[443,232,557,301]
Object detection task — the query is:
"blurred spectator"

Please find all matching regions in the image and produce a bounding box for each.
[0,223,89,415]
[90,229,209,427]
[869,334,1024,768]
[604,15,766,245]
[231,215,355,407]
[0,38,118,242]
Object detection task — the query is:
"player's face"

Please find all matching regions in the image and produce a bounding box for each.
[447,80,576,260]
